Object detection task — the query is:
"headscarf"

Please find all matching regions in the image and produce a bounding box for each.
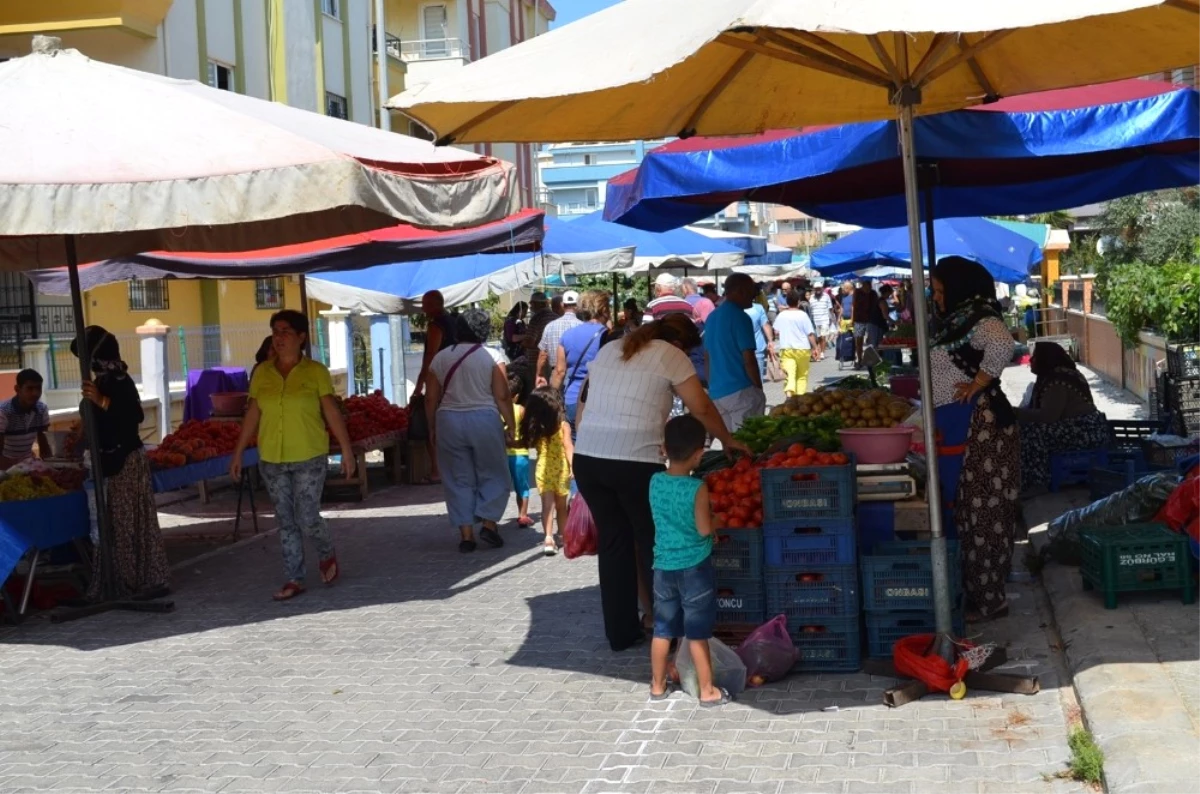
[1031,341,1093,409]
[930,257,1004,349]
[456,308,493,345]
[69,325,129,379]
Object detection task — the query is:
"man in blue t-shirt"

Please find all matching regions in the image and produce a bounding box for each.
[703,274,766,433]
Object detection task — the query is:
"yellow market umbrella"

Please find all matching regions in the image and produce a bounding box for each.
[389,0,1200,640]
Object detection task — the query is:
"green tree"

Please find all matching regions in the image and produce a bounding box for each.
[994,210,1075,228]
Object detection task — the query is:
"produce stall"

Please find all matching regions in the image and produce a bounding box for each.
[148,420,260,536]
[322,392,410,501]
[0,461,90,621]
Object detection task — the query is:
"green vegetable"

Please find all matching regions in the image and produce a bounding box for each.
[733,414,844,454]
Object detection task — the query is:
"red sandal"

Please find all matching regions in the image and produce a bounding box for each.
[319,556,340,585]
[273,581,306,601]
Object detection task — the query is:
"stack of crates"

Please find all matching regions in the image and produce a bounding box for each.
[761,457,861,672]
[711,524,765,644]
[1166,343,1200,438]
[859,539,964,658]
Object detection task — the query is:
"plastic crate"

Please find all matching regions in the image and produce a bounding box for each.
[789,617,862,672]
[763,518,856,567]
[857,502,896,552]
[1108,419,1169,451]
[765,565,858,624]
[714,578,766,624]
[1079,523,1196,609]
[1089,460,1174,501]
[1141,438,1200,469]
[761,458,856,522]
[711,528,764,581]
[860,540,962,612]
[1166,343,1200,380]
[864,609,967,658]
[1174,407,1200,439]
[1049,448,1110,492]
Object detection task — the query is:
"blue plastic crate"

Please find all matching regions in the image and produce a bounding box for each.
[714,578,765,624]
[1050,448,1110,492]
[789,616,862,672]
[859,540,962,612]
[763,518,856,567]
[765,565,858,624]
[856,502,895,552]
[863,609,966,658]
[761,458,856,522]
[1089,460,1174,501]
[711,528,764,581]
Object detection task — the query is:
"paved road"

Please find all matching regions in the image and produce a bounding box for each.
[0,353,1099,794]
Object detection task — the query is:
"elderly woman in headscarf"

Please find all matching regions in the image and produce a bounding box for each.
[426,309,516,553]
[72,326,171,601]
[929,258,1019,623]
[1018,342,1111,491]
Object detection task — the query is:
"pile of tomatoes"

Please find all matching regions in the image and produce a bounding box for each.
[334,391,410,443]
[148,420,247,469]
[704,445,851,529]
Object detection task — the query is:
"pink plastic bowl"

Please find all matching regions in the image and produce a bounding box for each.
[837,427,916,465]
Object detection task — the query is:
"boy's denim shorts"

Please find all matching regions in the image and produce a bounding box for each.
[652,557,717,641]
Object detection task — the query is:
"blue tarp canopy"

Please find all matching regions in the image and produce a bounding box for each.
[306,215,637,313]
[605,80,1199,231]
[571,211,744,272]
[811,217,1043,284]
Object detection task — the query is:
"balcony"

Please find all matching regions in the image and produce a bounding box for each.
[556,203,600,216]
[371,27,406,94]
[400,38,468,62]
[0,0,172,38]
[371,28,403,61]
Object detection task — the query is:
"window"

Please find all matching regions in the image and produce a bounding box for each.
[207,60,234,91]
[255,278,286,310]
[422,4,448,55]
[129,279,169,311]
[325,92,348,119]
[1172,66,1197,87]
[584,188,599,208]
[582,154,595,165]
[407,120,435,142]
[321,0,340,19]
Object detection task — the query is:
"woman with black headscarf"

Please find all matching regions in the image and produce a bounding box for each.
[1018,342,1111,491]
[72,326,170,601]
[929,258,1018,623]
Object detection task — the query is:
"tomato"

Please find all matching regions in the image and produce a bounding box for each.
[733,482,751,498]
[786,443,804,457]
[832,453,849,465]
[734,457,751,472]
[752,508,763,525]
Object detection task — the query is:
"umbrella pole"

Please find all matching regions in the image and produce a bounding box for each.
[923,186,938,269]
[299,275,312,357]
[897,101,956,645]
[53,235,175,622]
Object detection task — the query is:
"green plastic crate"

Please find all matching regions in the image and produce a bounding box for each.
[1079,523,1196,609]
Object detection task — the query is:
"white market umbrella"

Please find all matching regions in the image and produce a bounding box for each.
[386,0,1199,641]
[0,40,521,271]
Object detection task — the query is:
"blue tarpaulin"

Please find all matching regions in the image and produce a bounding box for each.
[811,217,1042,284]
[605,80,1199,231]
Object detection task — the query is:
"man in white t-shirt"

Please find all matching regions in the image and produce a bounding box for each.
[536,290,581,386]
[774,289,819,397]
[808,280,835,361]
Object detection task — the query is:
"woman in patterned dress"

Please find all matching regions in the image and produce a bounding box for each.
[72,326,171,601]
[1018,342,1111,491]
[929,258,1020,623]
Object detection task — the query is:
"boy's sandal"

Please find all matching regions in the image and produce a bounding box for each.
[272,581,306,601]
[699,688,733,708]
[649,683,677,702]
[319,556,339,585]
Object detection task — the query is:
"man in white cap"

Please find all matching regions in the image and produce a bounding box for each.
[644,272,708,387]
[537,290,581,386]
[808,278,834,361]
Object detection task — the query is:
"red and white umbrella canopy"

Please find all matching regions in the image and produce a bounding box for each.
[0,38,521,270]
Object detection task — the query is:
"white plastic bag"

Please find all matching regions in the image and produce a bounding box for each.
[674,637,747,699]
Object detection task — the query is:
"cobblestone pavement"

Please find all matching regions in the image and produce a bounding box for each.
[0,355,1093,794]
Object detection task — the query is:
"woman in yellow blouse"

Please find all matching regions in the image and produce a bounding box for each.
[231,310,355,601]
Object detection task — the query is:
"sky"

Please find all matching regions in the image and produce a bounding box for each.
[550,0,621,29]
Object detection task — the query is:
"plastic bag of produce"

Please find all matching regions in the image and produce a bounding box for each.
[1045,472,1182,563]
[562,492,597,559]
[735,615,798,686]
[675,637,747,699]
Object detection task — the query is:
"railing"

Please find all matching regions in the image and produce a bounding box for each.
[371,27,403,60]
[557,202,599,215]
[37,305,76,335]
[400,38,467,61]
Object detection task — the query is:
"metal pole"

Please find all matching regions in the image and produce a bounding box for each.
[898,101,955,640]
[299,275,312,357]
[66,236,115,601]
[923,183,938,271]
[374,0,391,132]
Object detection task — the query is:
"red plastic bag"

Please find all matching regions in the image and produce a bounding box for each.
[563,492,597,559]
[894,634,971,693]
[1155,465,1199,544]
[735,614,799,686]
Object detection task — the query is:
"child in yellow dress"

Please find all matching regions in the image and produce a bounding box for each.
[521,387,573,557]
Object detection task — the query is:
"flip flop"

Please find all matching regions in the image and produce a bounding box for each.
[319,556,339,585]
[272,581,305,601]
[517,516,535,528]
[649,684,676,702]
[699,688,732,708]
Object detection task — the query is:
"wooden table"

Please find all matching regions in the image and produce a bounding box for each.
[323,432,404,501]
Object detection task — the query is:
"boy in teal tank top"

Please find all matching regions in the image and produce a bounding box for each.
[648,415,729,706]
